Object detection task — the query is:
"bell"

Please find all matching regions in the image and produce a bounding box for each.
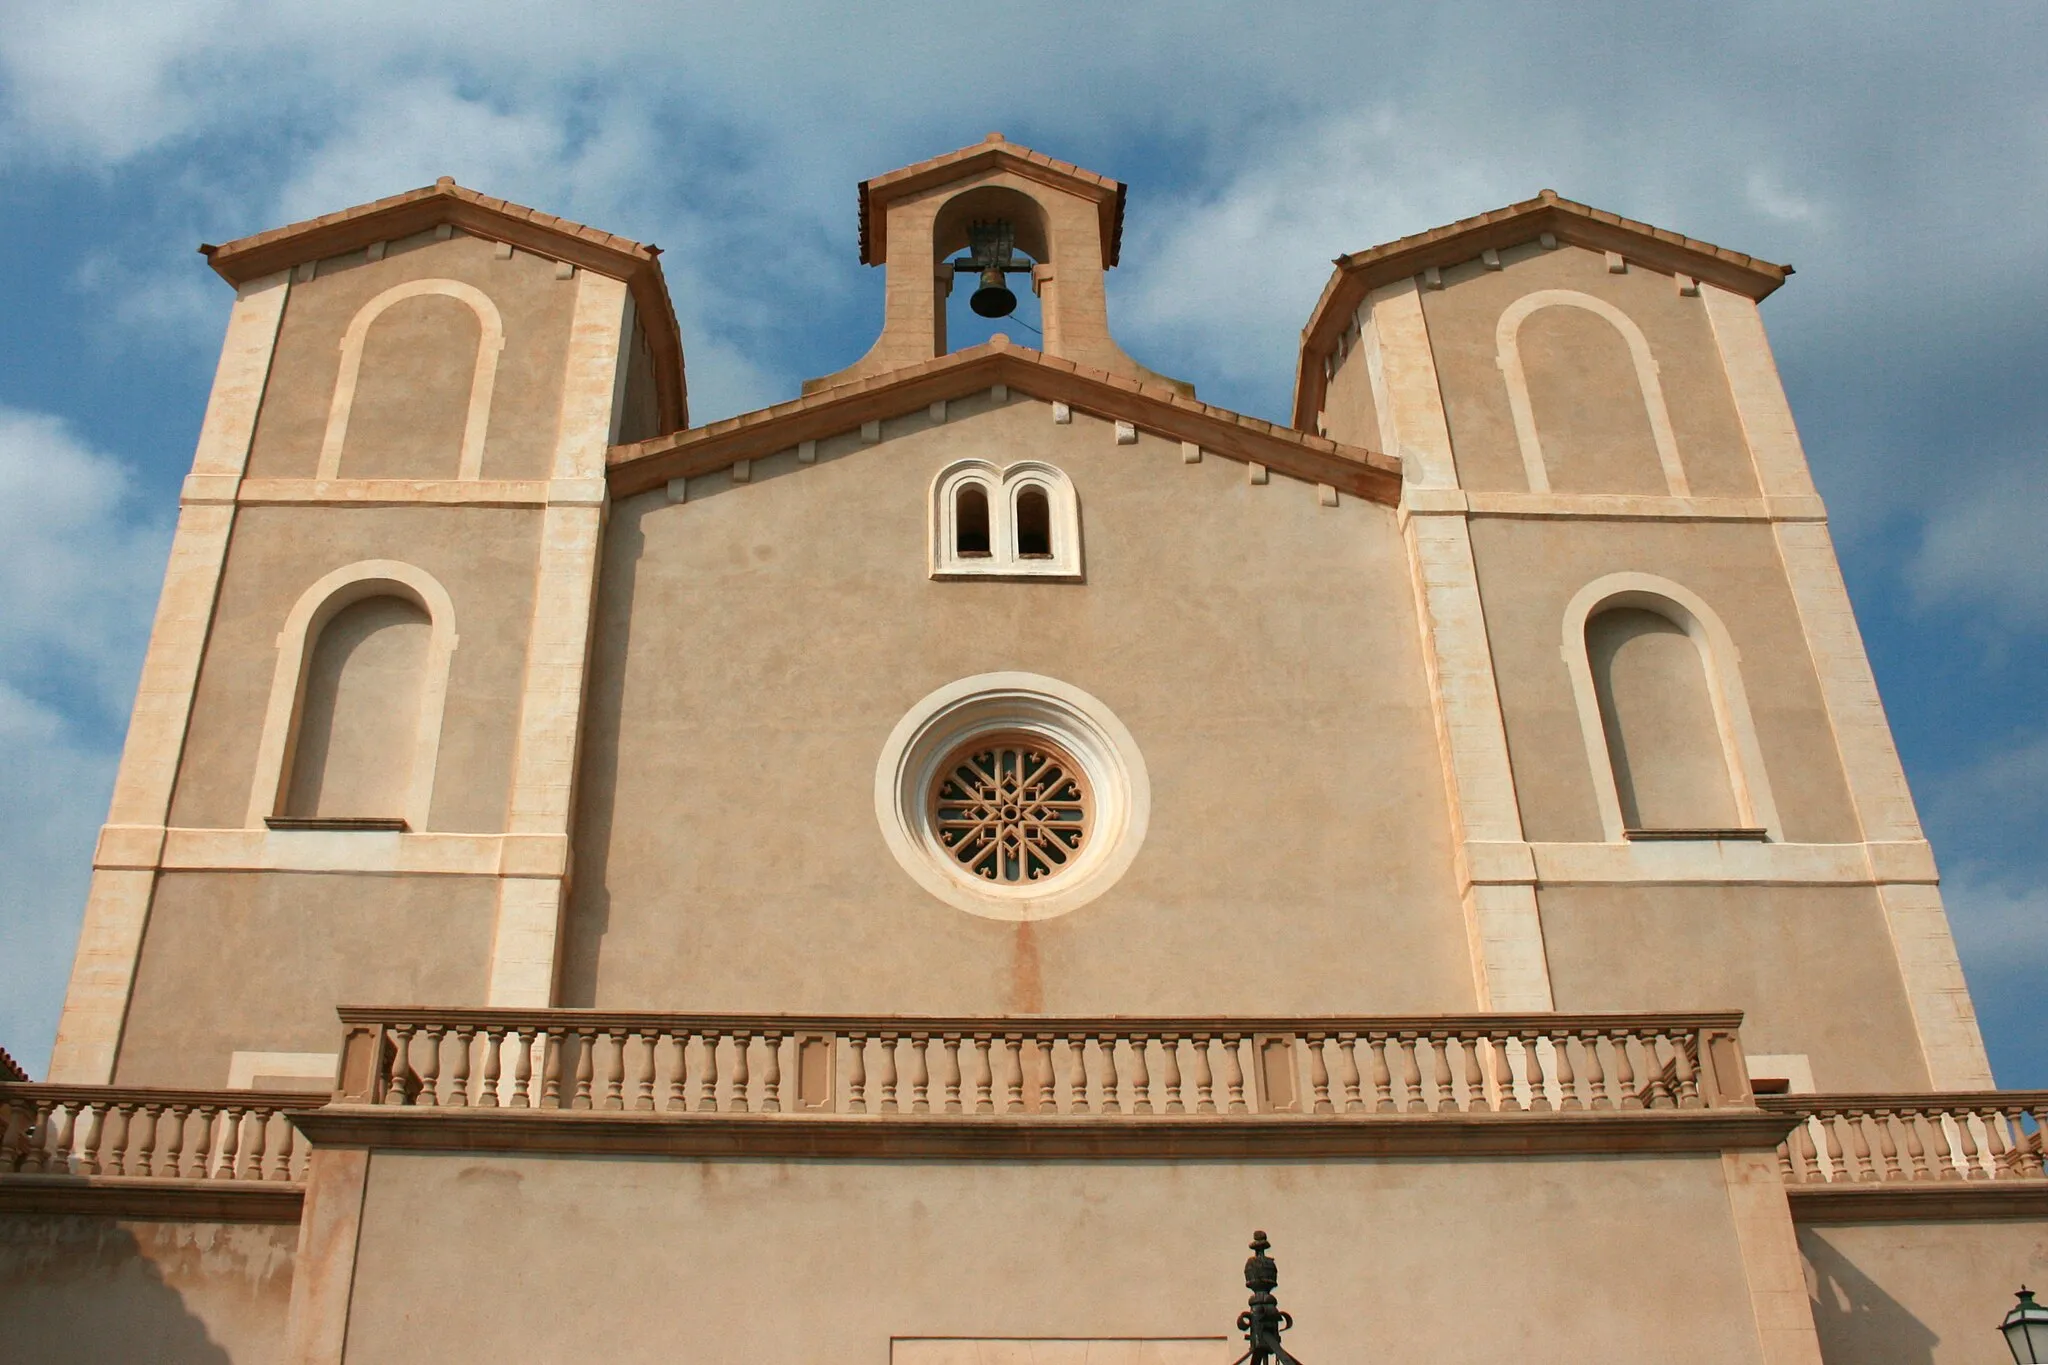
[970,265,1017,318]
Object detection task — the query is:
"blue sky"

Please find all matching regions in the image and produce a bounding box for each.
[0,2,2042,1082]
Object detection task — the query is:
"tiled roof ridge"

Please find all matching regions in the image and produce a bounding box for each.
[202,176,658,270]
[857,133,1127,267]
[864,132,1121,196]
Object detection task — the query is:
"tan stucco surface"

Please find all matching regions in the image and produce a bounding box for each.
[1469,516,1860,844]
[1540,883,1929,1091]
[168,505,541,833]
[115,871,495,1086]
[1419,241,1759,497]
[1801,1218,2048,1364]
[343,1148,1771,1364]
[246,230,577,482]
[565,395,1471,1015]
[0,1214,294,1362]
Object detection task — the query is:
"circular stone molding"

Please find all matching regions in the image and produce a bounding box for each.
[875,672,1150,921]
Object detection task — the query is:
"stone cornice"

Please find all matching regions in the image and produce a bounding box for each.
[1293,188,1792,430]
[1788,1183,2048,1223]
[292,1105,1797,1162]
[607,336,1402,506]
[0,1175,304,1223]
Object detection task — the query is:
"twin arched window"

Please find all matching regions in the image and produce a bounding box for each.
[1563,575,1778,842]
[931,460,1080,578]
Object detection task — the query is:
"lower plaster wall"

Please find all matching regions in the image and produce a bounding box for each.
[340,1149,1772,1364]
[116,871,496,1087]
[1539,883,1929,1092]
[0,1214,295,1363]
[1800,1218,2048,1365]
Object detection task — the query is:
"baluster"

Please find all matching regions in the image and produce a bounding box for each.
[2019,1106,2047,1178]
[1846,1113,1878,1182]
[1643,1035,1676,1110]
[1609,1030,1641,1110]
[845,1034,867,1114]
[1870,1110,1902,1181]
[187,1106,215,1180]
[1980,1108,2017,1179]
[992,1035,1021,1114]
[1820,1110,1849,1182]
[2003,1106,2042,1178]
[1516,1035,1548,1113]
[1430,1034,1457,1113]
[1672,1033,1702,1108]
[1219,1034,1248,1114]
[903,1034,928,1114]
[268,1114,294,1182]
[907,1033,932,1112]
[970,1035,995,1114]
[1455,1033,1484,1114]
[1578,1031,1610,1110]
[1334,1034,1363,1113]
[76,1102,106,1176]
[100,1103,131,1177]
[1,1099,32,1173]
[569,1029,596,1110]
[1919,1108,1960,1180]
[624,1029,653,1111]
[937,1036,961,1114]
[541,1029,565,1109]
[1307,1034,1333,1114]
[1066,1033,1091,1114]
[239,1108,267,1183]
[1127,1035,1153,1115]
[509,1028,535,1109]
[1191,1034,1218,1114]
[875,1034,899,1113]
[1898,1108,1930,1180]
[1491,1034,1519,1112]
[446,1026,474,1107]
[659,1032,688,1112]
[1953,1111,1985,1180]
[729,1032,753,1114]
[1366,1035,1395,1113]
[20,1100,56,1173]
[754,1032,780,1113]
[213,1107,241,1181]
[50,1103,78,1175]
[600,1029,628,1111]
[478,1027,503,1108]
[1096,1035,1123,1114]
[384,1024,416,1105]
[1790,1117,1820,1183]
[1551,1034,1580,1111]
[1776,1133,1797,1182]
[131,1103,160,1177]
[1160,1034,1186,1114]
[1031,1036,1055,1114]
[1395,1034,1424,1113]
[415,1026,444,1108]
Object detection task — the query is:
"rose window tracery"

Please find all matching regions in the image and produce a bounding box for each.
[930,736,1091,884]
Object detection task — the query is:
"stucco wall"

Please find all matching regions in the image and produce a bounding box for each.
[1321,338,1381,448]
[116,870,496,1086]
[244,229,578,482]
[1801,1218,2048,1364]
[1468,516,1860,844]
[1540,883,1929,1091]
[0,1214,295,1363]
[1418,241,1759,498]
[565,394,1472,1016]
[341,1148,1773,1364]
[168,505,542,833]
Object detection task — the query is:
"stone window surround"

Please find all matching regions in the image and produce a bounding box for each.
[245,558,460,833]
[318,277,507,481]
[929,458,1083,579]
[1495,287,1690,497]
[1559,571,1781,844]
[875,672,1148,921]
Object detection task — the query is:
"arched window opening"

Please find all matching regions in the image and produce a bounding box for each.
[956,485,992,556]
[1586,607,1740,834]
[1016,487,1053,558]
[284,595,432,822]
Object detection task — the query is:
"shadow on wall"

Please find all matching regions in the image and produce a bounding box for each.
[0,1215,248,1362]
[1802,1229,1940,1365]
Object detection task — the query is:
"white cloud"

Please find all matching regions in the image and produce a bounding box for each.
[1909,457,2048,626]
[0,407,170,1074]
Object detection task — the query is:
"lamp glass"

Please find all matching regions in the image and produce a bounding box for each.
[2001,1287,2048,1363]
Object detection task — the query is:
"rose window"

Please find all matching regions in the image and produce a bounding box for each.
[930,736,1091,884]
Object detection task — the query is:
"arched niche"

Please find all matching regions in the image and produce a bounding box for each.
[1497,289,1689,497]
[318,279,506,481]
[247,560,460,831]
[1560,572,1779,842]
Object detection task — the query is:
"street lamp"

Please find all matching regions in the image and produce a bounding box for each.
[2002,1287,2048,1363]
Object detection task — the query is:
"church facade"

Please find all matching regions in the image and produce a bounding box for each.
[3,135,2044,1363]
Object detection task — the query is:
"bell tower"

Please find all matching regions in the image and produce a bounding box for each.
[805,132,1183,392]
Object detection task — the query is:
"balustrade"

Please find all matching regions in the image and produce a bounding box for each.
[0,1084,319,1182]
[1765,1094,2048,1185]
[333,1009,1753,1117]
